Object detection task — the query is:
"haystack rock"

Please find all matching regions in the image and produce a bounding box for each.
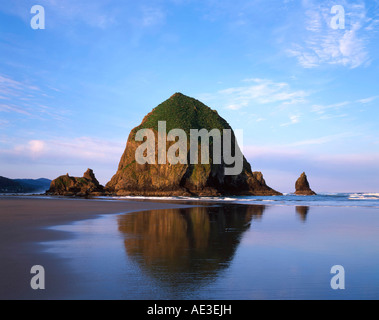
[106,93,281,196]
[47,169,104,196]
[295,172,316,195]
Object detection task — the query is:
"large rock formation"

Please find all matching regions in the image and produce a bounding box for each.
[295,172,316,195]
[47,169,104,196]
[106,93,281,196]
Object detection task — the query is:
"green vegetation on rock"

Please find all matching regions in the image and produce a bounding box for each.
[133,93,230,136]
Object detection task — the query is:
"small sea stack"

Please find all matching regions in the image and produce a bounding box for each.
[295,172,316,196]
[47,169,104,196]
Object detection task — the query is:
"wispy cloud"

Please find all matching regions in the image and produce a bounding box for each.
[285,132,357,147]
[1,137,124,163]
[0,103,32,116]
[280,115,301,127]
[0,74,39,97]
[312,101,350,114]
[0,0,118,29]
[0,119,9,127]
[286,0,373,68]
[0,136,125,184]
[357,96,378,104]
[204,78,309,111]
[245,132,359,152]
[0,0,167,31]
[140,6,166,27]
[0,73,69,121]
[312,95,378,114]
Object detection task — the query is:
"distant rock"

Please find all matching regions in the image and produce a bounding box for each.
[0,176,24,193]
[295,172,316,195]
[47,169,104,196]
[82,169,101,189]
[0,176,51,194]
[14,178,51,193]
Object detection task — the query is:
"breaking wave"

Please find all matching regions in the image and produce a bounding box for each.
[104,192,379,208]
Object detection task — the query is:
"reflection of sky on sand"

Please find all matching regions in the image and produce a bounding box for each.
[233,206,379,299]
[43,204,379,299]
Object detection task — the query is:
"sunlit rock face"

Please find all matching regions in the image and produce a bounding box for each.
[106,93,281,196]
[295,172,316,196]
[47,169,104,196]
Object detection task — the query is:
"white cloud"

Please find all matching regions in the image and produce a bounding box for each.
[0,137,125,184]
[0,103,31,116]
[311,95,378,115]
[280,115,300,127]
[28,140,46,156]
[314,152,379,166]
[226,104,244,111]
[0,0,165,31]
[285,132,357,147]
[3,137,124,164]
[140,6,166,27]
[0,74,70,121]
[0,74,39,97]
[312,101,350,114]
[356,96,378,104]
[243,145,302,159]
[255,117,266,122]
[0,120,9,126]
[245,132,360,151]
[213,78,309,111]
[2,0,118,29]
[287,0,372,68]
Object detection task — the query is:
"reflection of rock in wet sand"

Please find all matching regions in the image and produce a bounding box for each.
[117,205,265,287]
[296,206,310,222]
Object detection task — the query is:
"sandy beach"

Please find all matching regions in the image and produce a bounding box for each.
[2,195,379,300]
[0,196,196,300]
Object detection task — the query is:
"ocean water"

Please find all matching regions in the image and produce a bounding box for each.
[105,192,379,208]
[40,195,379,300]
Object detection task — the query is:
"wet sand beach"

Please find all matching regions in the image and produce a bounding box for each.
[0,197,196,300]
[1,196,379,300]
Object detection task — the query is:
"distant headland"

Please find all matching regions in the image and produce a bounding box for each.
[0,176,51,194]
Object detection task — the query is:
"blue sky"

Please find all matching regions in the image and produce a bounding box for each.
[0,0,378,192]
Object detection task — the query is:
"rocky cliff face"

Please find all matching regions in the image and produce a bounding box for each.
[106,93,281,196]
[47,169,104,196]
[295,172,316,195]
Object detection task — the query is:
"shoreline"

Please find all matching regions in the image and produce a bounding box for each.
[0,196,200,300]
